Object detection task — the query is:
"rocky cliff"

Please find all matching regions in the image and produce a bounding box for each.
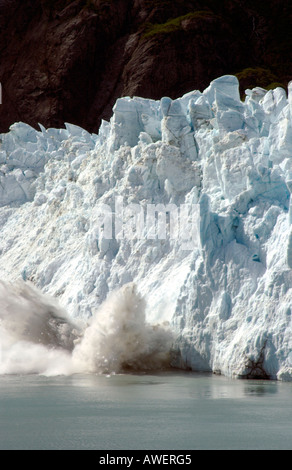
[0,0,291,133]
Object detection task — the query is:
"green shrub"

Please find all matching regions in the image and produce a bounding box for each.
[266,82,286,91]
[236,67,278,88]
[143,10,218,38]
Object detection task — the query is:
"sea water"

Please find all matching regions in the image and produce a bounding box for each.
[0,282,292,451]
[0,372,292,450]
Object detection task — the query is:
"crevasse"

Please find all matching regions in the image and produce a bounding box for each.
[1,75,292,380]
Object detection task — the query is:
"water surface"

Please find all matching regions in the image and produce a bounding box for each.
[0,372,291,450]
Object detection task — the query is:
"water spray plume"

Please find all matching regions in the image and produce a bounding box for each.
[0,281,173,376]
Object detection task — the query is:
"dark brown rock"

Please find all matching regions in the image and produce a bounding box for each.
[0,0,291,134]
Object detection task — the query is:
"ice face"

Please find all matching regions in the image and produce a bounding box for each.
[1,75,292,380]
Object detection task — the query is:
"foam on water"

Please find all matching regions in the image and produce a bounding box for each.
[0,281,173,376]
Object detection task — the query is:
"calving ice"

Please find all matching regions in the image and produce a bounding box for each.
[1,75,292,380]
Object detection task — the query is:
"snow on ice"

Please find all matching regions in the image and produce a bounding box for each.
[1,75,292,380]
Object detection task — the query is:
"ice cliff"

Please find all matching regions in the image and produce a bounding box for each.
[1,75,292,380]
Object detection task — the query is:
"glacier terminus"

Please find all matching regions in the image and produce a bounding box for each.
[1,75,292,380]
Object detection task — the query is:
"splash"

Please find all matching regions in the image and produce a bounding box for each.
[73,283,173,373]
[0,281,173,376]
[0,281,79,375]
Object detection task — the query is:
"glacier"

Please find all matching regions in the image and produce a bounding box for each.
[1,74,292,380]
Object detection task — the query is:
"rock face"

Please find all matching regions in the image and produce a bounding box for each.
[0,0,291,134]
